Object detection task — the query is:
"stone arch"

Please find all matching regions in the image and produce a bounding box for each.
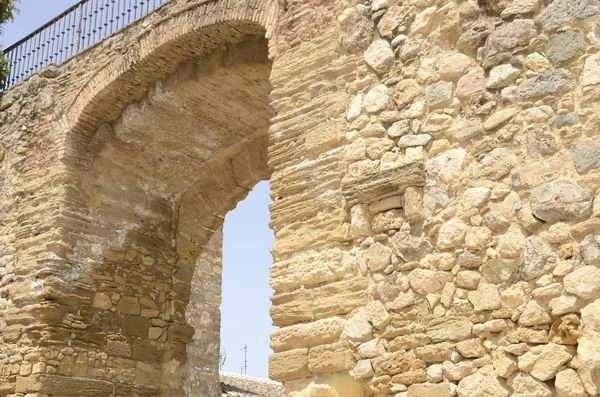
[31,2,279,395]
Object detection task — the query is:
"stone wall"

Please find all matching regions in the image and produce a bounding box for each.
[0,0,600,395]
[270,0,600,395]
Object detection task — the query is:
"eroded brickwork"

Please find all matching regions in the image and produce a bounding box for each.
[1,0,600,396]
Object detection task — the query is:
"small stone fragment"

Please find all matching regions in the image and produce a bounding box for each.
[364,84,391,113]
[468,283,502,312]
[364,40,396,74]
[424,82,453,109]
[487,64,521,89]
[519,300,552,326]
[393,79,423,109]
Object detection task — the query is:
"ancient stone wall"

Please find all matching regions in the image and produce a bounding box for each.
[270,0,600,395]
[0,0,600,396]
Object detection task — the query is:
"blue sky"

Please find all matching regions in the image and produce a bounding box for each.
[2,1,274,378]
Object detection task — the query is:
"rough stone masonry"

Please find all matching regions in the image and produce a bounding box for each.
[0,0,599,395]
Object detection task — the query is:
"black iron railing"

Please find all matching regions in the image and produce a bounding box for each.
[2,0,170,89]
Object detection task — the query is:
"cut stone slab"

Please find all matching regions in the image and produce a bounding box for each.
[342,162,426,206]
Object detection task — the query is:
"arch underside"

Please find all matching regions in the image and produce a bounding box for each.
[40,33,274,395]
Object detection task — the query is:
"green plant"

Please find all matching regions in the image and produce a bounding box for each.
[0,0,18,85]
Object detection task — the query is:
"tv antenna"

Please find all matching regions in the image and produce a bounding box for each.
[238,345,248,375]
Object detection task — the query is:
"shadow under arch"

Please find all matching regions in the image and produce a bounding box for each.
[45,5,278,396]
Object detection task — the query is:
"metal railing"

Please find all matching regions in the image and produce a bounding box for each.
[2,0,170,89]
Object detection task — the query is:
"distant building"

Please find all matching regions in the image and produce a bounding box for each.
[220,372,285,397]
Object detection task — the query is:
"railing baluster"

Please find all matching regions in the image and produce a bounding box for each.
[2,0,172,89]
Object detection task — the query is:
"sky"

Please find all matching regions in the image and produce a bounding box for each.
[2,0,275,379]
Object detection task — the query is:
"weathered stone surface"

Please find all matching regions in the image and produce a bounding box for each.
[457,366,510,397]
[339,7,375,52]
[391,230,433,262]
[583,53,600,86]
[555,368,588,397]
[519,344,573,381]
[487,64,521,89]
[519,300,552,326]
[520,236,553,281]
[537,0,600,32]
[364,40,396,74]
[408,382,452,397]
[6,0,600,394]
[547,30,586,66]
[456,67,486,102]
[530,180,594,223]
[364,84,391,113]
[510,372,553,397]
[342,162,426,206]
[520,69,577,100]
[437,220,470,250]
[570,138,600,174]
[427,316,472,343]
[439,53,472,81]
[309,342,356,374]
[269,349,310,381]
[564,266,600,300]
[483,19,537,68]
[424,82,453,109]
[393,79,424,109]
[270,317,346,352]
[468,283,502,312]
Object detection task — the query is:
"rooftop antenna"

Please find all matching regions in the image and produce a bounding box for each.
[238,345,248,375]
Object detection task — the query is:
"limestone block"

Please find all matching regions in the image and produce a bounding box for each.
[372,351,426,376]
[457,338,486,359]
[270,317,346,352]
[426,316,472,343]
[364,84,391,113]
[286,374,364,397]
[438,53,472,81]
[530,180,594,223]
[269,349,310,382]
[270,249,352,292]
[468,283,502,312]
[393,79,423,109]
[341,162,426,206]
[564,266,600,300]
[555,368,588,397]
[520,69,577,101]
[270,278,368,326]
[345,309,373,342]
[518,344,573,381]
[456,365,510,397]
[364,40,395,74]
[309,342,355,374]
[509,372,552,397]
[437,220,469,250]
[358,338,386,359]
[366,300,391,329]
[519,300,552,326]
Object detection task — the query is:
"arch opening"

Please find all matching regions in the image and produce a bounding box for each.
[57,28,274,396]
